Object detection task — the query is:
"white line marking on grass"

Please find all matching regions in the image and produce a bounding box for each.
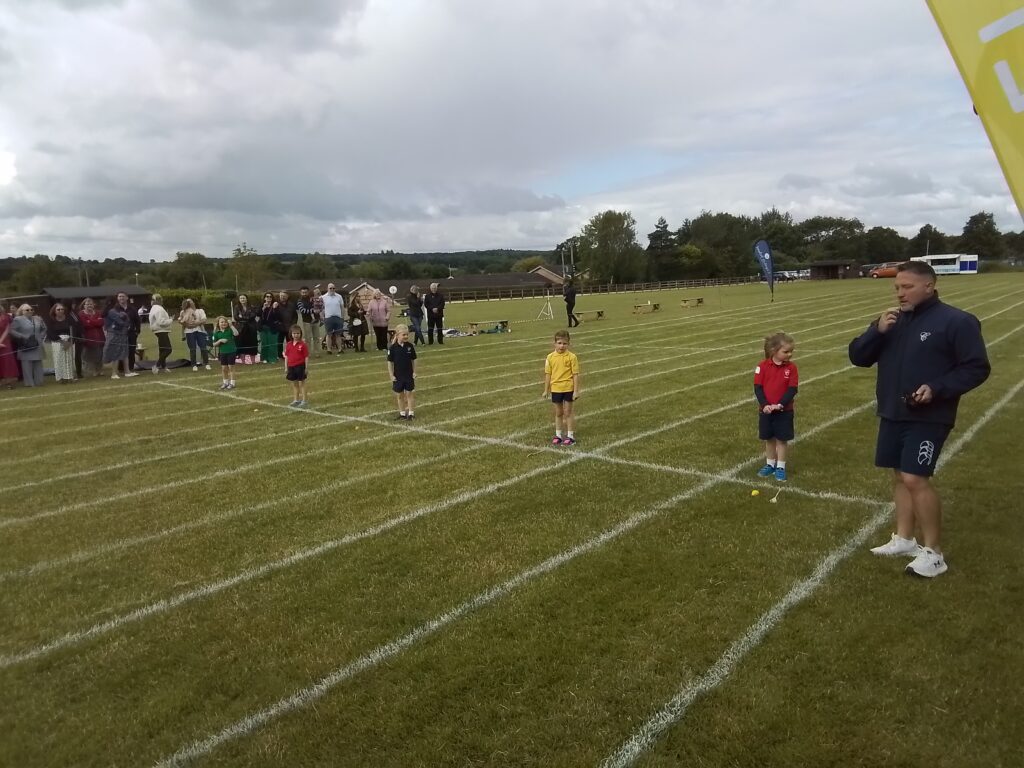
[598,378,1024,768]
[151,398,887,767]
[0,422,316,493]
[6,398,258,444]
[0,461,573,672]
[0,367,874,667]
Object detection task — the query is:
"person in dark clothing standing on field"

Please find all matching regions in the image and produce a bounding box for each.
[113,291,141,371]
[276,290,297,360]
[424,282,446,345]
[563,282,580,327]
[406,286,426,345]
[849,260,990,579]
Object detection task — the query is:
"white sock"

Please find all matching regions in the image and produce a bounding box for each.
[555,430,562,438]
[408,410,414,415]
[568,431,574,438]
[400,410,407,416]
[229,380,235,386]
[776,460,786,469]
[766,459,777,467]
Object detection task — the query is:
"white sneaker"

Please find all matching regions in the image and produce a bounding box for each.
[152,366,159,374]
[124,371,140,378]
[205,364,212,371]
[870,533,919,557]
[906,547,948,578]
[192,365,199,372]
[110,373,120,380]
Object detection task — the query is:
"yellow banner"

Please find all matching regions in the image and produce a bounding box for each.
[927,1,1024,219]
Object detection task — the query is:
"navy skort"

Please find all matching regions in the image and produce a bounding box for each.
[758,409,794,441]
[551,391,574,404]
[218,352,236,366]
[286,364,307,382]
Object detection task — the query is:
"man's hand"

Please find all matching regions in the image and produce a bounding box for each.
[877,307,900,334]
[911,384,933,404]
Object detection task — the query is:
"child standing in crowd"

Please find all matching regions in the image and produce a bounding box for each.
[211,316,239,390]
[284,325,309,407]
[387,324,417,420]
[542,330,581,446]
[754,332,798,481]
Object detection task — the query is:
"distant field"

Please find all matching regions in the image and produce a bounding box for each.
[2,275,1023,767]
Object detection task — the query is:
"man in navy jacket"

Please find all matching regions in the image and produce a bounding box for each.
[849,261,990,578]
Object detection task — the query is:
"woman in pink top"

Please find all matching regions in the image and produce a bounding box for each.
[366,289,392,351]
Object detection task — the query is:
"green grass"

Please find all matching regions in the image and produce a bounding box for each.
[2,277,1023,767]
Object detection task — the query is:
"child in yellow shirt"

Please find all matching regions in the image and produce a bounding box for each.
[542,330,581,446]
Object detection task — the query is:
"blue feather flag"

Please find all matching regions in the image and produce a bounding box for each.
[753,239,775,302]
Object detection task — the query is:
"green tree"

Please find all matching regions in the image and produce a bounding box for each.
[227,242,277,291]
[957,212,1005,259]
[290,253,336,281]
[577,210,645,283]
[645,217,678,280]
[14,254,72,293]
[163,251,217,290]
[863,226,907,263]
[905,224,950,259]
[512,255,545,272]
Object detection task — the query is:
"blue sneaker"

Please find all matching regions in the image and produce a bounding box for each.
[774,467,787,482]
[757,464,775,477]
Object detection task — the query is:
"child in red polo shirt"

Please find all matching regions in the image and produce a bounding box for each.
[753,332,798,481]
[284,325,310,408]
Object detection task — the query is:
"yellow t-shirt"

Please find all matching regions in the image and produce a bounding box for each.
[545,350,580,393]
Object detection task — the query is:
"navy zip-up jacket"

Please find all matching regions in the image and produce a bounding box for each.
[848,293,990,426]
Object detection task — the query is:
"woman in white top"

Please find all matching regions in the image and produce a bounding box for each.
[178,299,210,371]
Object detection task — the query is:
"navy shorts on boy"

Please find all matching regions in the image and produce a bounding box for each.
[392,379,415,393]
[758,410,794,441]
[551,391,574,404]
[286,364,307,381]
[324,316,344,334]
[875,418,951,477]
[218,352,236,366]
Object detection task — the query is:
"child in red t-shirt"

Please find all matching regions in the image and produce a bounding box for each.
[753,332,798,481]
[283,325,310,407]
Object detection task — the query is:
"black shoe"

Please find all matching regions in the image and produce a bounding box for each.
[396,413,408,420]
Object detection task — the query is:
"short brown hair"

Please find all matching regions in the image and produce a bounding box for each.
[897,260,937,281]
[554,330,571,343]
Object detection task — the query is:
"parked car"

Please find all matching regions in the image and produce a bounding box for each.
[869,262,902,278]
[859,263,880,278]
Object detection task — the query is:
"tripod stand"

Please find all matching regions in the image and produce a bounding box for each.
[536,293,554,320]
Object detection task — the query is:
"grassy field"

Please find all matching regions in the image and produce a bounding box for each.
[2,276,1023,767]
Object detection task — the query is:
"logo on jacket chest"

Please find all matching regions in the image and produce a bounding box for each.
[919,331,931,342]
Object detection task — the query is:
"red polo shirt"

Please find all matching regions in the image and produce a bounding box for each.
[753,359,798,411]
[284,340,309,367]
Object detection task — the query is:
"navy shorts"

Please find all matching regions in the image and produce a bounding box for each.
[875,419,951,477]
[551,391,574,404]
[218,352,236,366]
[392,379,415,393]
[758,410,794,441]
[286,364,307,382]
[324,316,344,334]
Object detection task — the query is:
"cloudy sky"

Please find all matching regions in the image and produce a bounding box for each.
[0,0,1020,262]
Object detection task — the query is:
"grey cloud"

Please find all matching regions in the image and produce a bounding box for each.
[840,165,936,198]
[173,0,369,49]
[778,173,822,190]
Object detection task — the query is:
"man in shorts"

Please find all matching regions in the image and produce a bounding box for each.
[321,283,345,353]
[849,261,990,577]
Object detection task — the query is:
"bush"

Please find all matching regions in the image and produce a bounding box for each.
[152,289,237,316]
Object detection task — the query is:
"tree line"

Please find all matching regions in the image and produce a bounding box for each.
[560,209,1023,284]
[2,210,1020,295]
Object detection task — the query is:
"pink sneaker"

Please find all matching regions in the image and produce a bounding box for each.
[551,436,562,446]
[561,437,576,446]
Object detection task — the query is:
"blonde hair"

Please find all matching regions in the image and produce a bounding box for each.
[215,315,230,328]
[763,331,795,360]
[393,324,409,340]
